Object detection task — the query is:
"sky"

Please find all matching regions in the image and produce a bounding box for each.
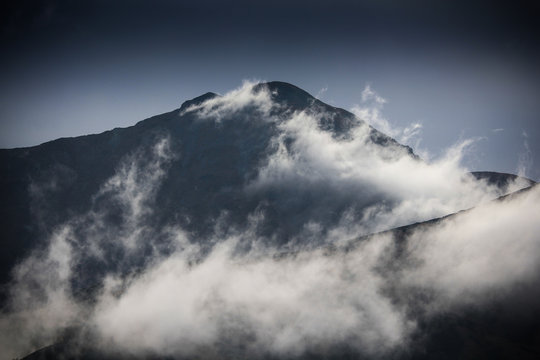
[1,0,539,179]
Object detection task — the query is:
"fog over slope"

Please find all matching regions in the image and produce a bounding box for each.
[0,82,538,359]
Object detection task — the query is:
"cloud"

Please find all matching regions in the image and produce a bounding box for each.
[0,138,176,359]
[180,81,502,237]
[46,184,540,358]
[350,84,423,148]
[92,237,410,357]
[180,80,276,121]
[249,103,506,235]
[0,226,81,359]
[88,185,540,358]
[402,185,540,308]
[517,130,533,178]
[315,86,328,100]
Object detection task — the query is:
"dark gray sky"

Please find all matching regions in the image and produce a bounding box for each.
[1,0,539,179]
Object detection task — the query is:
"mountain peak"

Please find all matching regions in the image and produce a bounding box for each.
[180,82,318,114]
[180,92,219,111]
[255,81,317,109]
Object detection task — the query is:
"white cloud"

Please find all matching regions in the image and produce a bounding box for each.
[350,84,423,147]
[93,236,410,357]
[249,106,505,234]
[180,80,276,121]
[0,226,81,359]
[315,86,328,100]
[88,185,540,357]
[0,138,176,359]
[517,130,533,178]
[402,185,540,308]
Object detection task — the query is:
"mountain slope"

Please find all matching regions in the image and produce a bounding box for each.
[0,81,416,290]
[471,171,535,189]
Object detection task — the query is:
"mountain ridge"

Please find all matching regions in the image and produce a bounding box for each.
[0,81,404,152]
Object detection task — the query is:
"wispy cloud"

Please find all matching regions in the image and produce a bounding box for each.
[517,130,533,178]
[350,84,423,148]
[315,86,328,100]
[0,138,176,358]
[403,185,540,307]
[180,79,275,120]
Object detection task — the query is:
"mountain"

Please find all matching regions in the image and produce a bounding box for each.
[1,81,538,360]
[471,171,535,189]
[0,81,416,292]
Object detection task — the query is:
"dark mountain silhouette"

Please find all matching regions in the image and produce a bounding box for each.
[471,171,535,189]
[0,81,416,293]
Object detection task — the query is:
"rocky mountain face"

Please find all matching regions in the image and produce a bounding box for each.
[1,81,538,360]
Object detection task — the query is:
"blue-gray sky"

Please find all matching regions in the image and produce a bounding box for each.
[1,0,539,179]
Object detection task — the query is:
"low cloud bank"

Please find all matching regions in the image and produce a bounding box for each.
[5,183,536,359]
[93,237,408,357]
[92,185,540,358]
[403,186,540,306]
